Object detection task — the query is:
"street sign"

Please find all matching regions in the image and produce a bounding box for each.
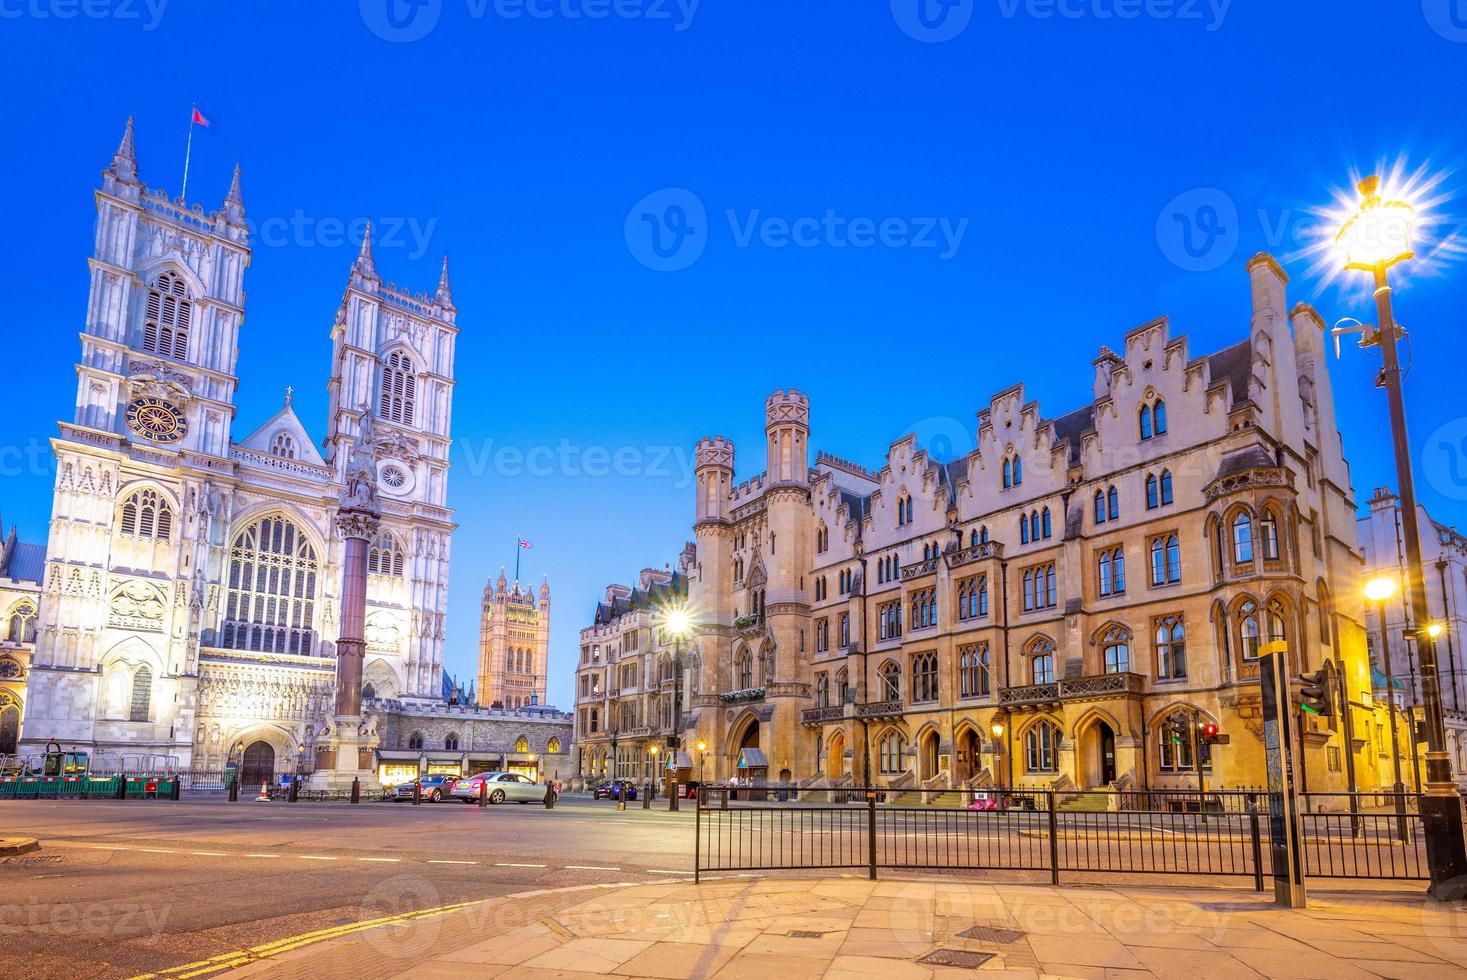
[1260,642,1307,907]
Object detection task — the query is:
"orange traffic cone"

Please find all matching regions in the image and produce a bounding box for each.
[255,781,271,802]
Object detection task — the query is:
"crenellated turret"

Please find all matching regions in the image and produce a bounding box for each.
[765,389,810,485]
[694,435,735,524]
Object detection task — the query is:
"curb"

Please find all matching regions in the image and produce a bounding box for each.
[0,837,40,856]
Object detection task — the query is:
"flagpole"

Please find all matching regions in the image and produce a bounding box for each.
[514,539,521,584]
[181,105,197,201]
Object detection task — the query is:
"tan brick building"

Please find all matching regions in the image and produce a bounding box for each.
[477,570,550,709]
[679,254,1392,798]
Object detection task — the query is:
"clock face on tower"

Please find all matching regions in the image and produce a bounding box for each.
[124,397,189,444]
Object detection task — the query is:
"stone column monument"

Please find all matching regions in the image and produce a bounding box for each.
[308,416,384,792]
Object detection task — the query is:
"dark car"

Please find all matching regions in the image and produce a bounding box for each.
[393,773,457,802]
[592,779,638,801]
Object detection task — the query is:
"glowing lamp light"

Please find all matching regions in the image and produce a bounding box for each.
[990,723,1005,738]
[697,741,707,752]
[1364,576,1399,603]
[1428,623,1446,640]
[1336,175,1415,272]
[665,608,692,636]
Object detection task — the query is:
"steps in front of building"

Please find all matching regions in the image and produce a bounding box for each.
[1057,791,1111,812]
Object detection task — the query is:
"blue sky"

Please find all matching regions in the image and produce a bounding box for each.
[3,1,1467,707]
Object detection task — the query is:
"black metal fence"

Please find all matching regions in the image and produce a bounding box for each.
[694,786,1446,885]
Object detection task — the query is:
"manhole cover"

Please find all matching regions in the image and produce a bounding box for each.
[786,930,825,939]
[918,949,997,969]
[955,925,1025,944]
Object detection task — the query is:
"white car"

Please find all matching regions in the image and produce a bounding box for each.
[452,771,547,804]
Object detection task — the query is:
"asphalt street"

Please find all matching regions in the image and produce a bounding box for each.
[0,794,697,979]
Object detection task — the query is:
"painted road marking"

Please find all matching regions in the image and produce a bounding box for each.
[297,855,338,861]
[566,865,621,871]
[496,862,547,868]
[244,853,281,859]
[137,848,176,853]
[190,851,228,856]
[646,869,692,875]
[427,859,479,865]
[357,857,400,863]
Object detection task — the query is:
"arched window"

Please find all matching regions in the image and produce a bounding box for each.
[1156,615,1186,679]
[879,660,901,701]
[1028,637,1055,684]
[1041,507,1052,539]
[1232,513,1254,563]
[1139,404,1152,440]
[1107,487,1119,521]
[1030,511,1041,541]
[816,524,828,553]
[1260,509,1281,561]
[1100,548,1126,597]
[878,731,907,773]
[379,350,417,425]
[408,731,424,750]
[1146,474,1159,510]
[129,664,152,722]
[270,432,297,459]
[1099,550,1113,596]
[735,648,753,689]
[1158,711,1201,771]
[815,673,830,707]
[1154,399,1167,435]
[1101,624,1131,674]
[367,530,406,576]
[1025,720,1059,772]
[514,735,530,753]
[979,525,989,544]
[445,733,460,751]
[6,602,37,643]
[897,494,911,526]
[221,515,319,655]
[1267,598,1288,645]
[1237,599,1261,660]
[1160,469,1174,506]
[1094,490,1106,524]
[547,737,561,753]
[588,710,598,733]
[1020,518,1029,545]
[1150,534,1181,585]
[911,652,938,703]
[119,488,173,540]
[1002,457,1012,488]
[959,644,991,697]
[142,270,191,360]
[835,667,848,701]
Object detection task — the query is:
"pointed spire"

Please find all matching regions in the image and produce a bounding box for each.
[496,565,508,591]
[435,253,454,308]
[226,162,243,203]
[539,575,550,599]
[220,161,246,225]
[283,385,294,408]
[353,221,377,280]
[109,116,138,182]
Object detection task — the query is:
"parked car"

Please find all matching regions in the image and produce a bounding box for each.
[591,779,638,801]
[452,771,547,804]
[393,773,457,802]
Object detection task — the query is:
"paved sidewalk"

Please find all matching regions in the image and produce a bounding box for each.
[233,876,1467,979]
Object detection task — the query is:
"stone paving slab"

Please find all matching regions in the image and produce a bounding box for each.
[238,877,1467,979]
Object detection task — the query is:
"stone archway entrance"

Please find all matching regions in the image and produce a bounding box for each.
[918,729,941,781]
[1078,720,1117,788]
[826,730,845,780]
[954,727,980,782]
[0,697,20,756]
[240,740,275,789]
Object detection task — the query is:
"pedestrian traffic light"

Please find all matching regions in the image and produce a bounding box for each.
[1297,669,1333,717]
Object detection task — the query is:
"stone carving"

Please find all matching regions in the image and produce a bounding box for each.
[108,580,167,631]
[342,413,380,511]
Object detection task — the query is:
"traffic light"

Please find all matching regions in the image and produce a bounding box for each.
[1200,722,1229,746]
[1165,714,1189,744]
[1297,669,1333,717]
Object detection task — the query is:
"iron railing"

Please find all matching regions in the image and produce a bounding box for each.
[694,786,1447,886]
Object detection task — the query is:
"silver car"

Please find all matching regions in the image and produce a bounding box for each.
[451,771,546,804]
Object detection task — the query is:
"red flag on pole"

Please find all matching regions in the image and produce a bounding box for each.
[191,107,211,127]
[518,538,533,549]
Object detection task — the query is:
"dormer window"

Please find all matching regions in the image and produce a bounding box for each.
[142,271,192,361]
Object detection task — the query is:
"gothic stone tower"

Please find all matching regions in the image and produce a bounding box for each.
[477,569,551,709]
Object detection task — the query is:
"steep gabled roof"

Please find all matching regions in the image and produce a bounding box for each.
[235,399,326,466]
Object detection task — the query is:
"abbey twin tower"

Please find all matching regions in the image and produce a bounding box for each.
[17,121,458,772]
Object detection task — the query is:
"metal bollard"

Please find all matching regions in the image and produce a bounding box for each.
[412,781,421,805]
[643,781,652,809]
[350,777,360,804]
[479,779,487,808]
[288,779,299,803]
[617,783,626,811]
[228,778,239,803]
[544,786,557,810]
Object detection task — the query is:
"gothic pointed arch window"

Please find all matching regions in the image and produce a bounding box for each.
[379,350,417,426]
[1155,615,1187,679]
[1232,512,1255,563]
[445,733,460,751]
[142,270,192,360]
[514,735,530,752]
[1146,474,1160,510]
[119,488,173,541]
[547,736,561,753]
[1259,507,1282,561]
[734,647,754,689]
[1236,598,1262,661]
[1025,719,1059,772]
[1157,708,1207,771]
[128,664,152,722]
[367,530,406,577]
[1160,469,1174,505]
[1100,624,1132,674]
[1093,489,1106,524]
[1027,636,1056,684]
[6,601,36,644]
[879,660,901,701]
[959,643,991,697]
[407,731,424,750]
[221,514,319,655]
[911,651,938,703]
[270,432,297,459]
[878,729,907,773]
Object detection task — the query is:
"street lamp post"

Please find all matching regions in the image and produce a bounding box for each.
[1340,177,1467,898]
[1367,577,1410,842]
[990,721,1006,803]
[662,607,694,812]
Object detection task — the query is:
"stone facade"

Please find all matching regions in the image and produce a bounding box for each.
[1358,488,1467,786]
[573,548,695,787]
[678,254,1392,797]
[370,698,573,785]
[17,121,457,777]
[0,518,45,755]
[478,571,550,709]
